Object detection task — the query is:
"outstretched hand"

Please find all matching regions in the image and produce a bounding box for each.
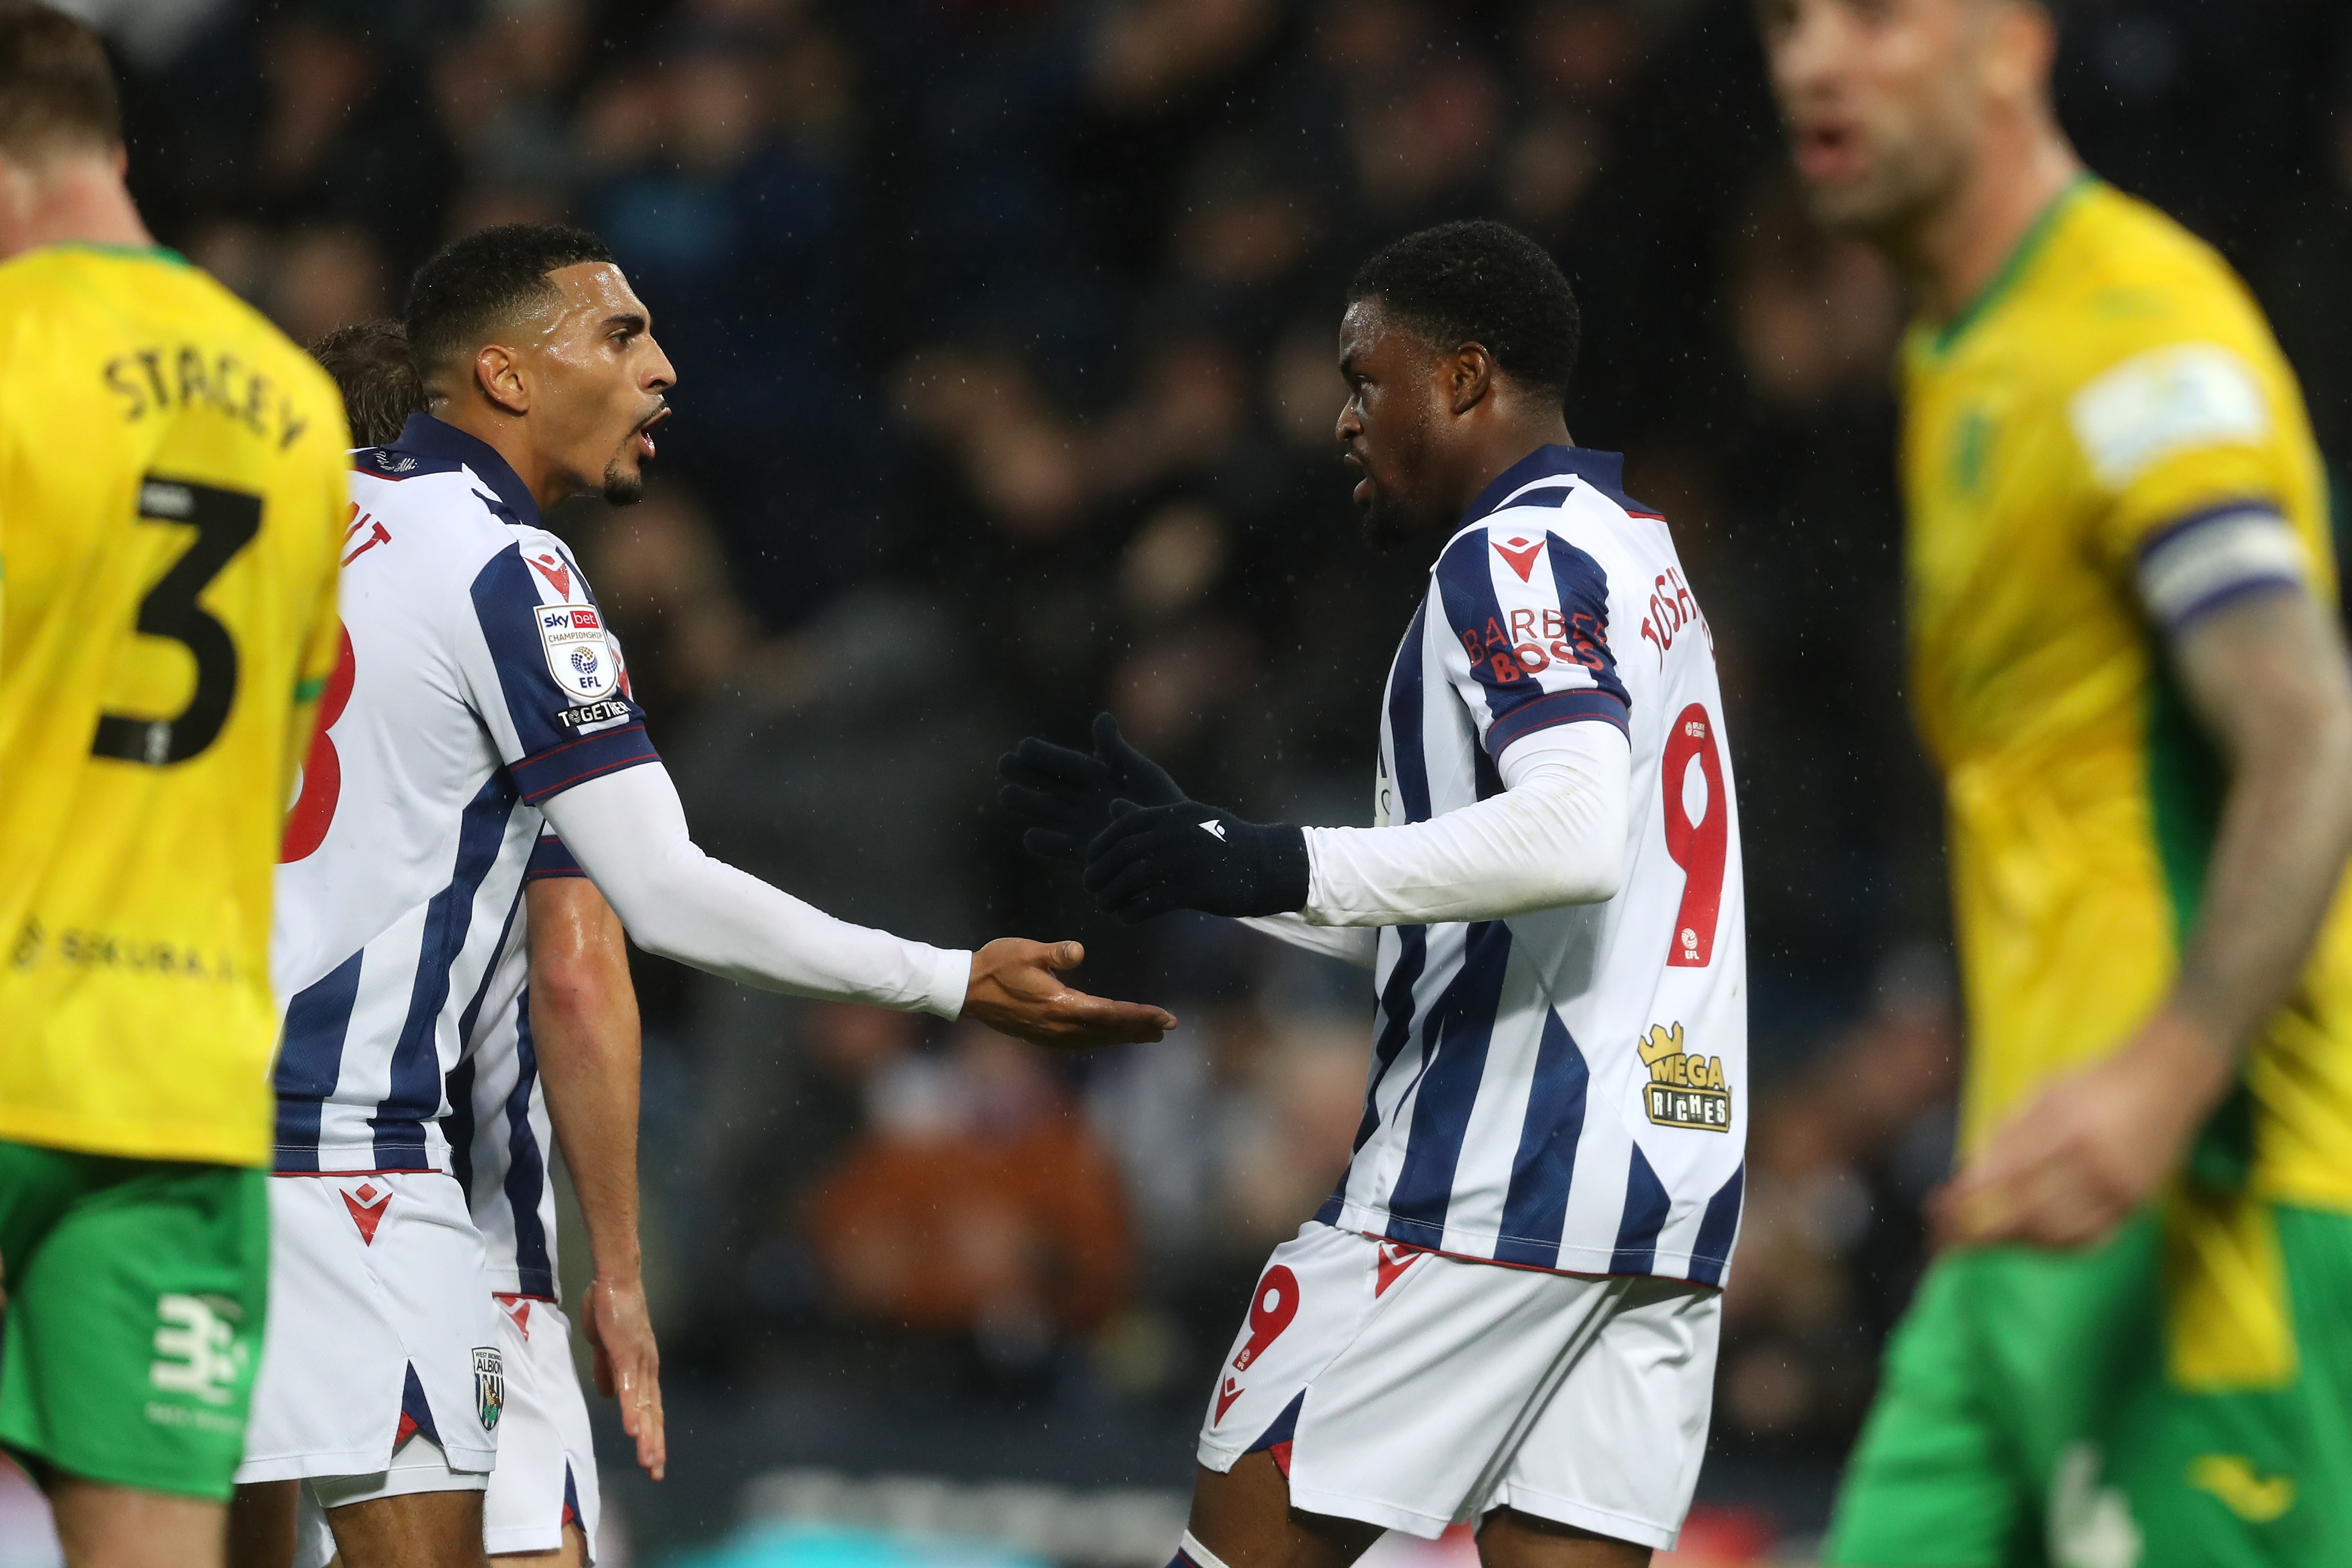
[999,713,1187,861]
[964,937,1177,1046]
[582,1272,666,1480]
[1931,1008,2234,1251]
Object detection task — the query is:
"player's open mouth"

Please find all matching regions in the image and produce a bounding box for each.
[1343,452,1372,508]
[635,407,671,460]
[1794,121,1860,183]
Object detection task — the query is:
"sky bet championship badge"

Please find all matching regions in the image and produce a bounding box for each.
[474,1346,505,1430]
[537,602,619,701]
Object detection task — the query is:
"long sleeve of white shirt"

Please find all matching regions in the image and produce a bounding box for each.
[539,762,971,1018]
[1237,913,1383,969]
[1296,722,1630,928]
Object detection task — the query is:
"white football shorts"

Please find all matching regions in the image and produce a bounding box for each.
[235,1170,502,1485]
[1195,1222,1721,1553]
[483,1294,602,1560]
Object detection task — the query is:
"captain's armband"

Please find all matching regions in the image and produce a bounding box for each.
[2135,504,2308,636]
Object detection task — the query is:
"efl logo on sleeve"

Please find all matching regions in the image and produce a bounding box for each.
[535,603,619,701]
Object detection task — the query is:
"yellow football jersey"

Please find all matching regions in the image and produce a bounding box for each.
[0,245,347,1168]
[1902,177,2352,1214]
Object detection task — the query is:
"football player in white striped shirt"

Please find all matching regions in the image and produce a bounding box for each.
[1005,222,1745,1566]
[235,225,1173,1568]
[300,324,658,1568]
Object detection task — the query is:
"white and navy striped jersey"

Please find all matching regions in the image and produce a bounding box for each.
[1318,444,1748,1286]
[272,414,657,1175]
[444,831,575,1299]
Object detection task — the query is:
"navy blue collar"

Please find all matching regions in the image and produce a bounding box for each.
[391,413,543,528]
[1460,443,1632,525]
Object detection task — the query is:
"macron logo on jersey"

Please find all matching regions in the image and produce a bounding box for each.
[1494,535,1545,582]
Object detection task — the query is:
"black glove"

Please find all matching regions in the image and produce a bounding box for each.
[1080,798,1309,923]
[998,713,1187,862]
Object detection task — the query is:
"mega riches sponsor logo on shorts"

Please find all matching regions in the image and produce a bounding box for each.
[1638,1023,1731,1132]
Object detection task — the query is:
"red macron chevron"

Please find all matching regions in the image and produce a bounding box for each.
[341,1182,391,1246]
[1494,537,1543,582]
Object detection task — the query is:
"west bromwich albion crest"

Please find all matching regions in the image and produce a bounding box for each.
[473,1346,505,1430]
[535,603,619,701]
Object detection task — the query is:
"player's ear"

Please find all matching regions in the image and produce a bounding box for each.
[474,344,529,416]
[1447,342,1495,417]
[1981,0,2056,107]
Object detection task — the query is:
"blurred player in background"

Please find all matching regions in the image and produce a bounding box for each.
[1006,221,1746,1566]
[0,4,348,1564]
[294,322,660,1567]
[1760,0,2352,1561]
[311,321,424,449]
[231,222,1173,1568]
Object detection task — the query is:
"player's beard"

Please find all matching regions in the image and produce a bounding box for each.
[601,460,644,507]
[1797,119,1970,244]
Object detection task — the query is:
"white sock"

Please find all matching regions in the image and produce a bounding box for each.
[1177,1530,1237,1568]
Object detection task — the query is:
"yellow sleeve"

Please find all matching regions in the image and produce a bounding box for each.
[283,420,351,800]
[2068,300,2324,592]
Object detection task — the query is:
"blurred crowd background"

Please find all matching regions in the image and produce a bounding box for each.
[39,0,2352,1559]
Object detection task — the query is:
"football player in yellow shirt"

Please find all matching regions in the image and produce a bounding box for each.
[0,5,347,1564]
[1758,0,2352,1562]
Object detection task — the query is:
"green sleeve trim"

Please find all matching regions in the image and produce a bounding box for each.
[294,675,328,703]
[1921,173,2100,359]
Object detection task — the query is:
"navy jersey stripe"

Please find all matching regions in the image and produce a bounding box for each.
[527,834,586,879]
[1486,689,1630,756]
[1461,445,1659,525]
[1688,1160,1745,1287]
[375,772,518,1168]
[457,882,527,1050]
[444,880,526,1202]
[502,990,555,1299]
[1383,920,1514,1244]
[1540,535,1630,709]
[508,723,660,805]
[1493,1009,1590,1266]
[273,949,365,1171]
[469,545,652,777]
[444,1054,478,1199]
[1435,532,1628,762]
[1388,602,1432,825]
[1351,924,1429,1158]
[1609,1144,1670,1274]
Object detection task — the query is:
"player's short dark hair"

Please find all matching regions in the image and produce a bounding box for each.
[1346,221,1580,405]
[312,319,424,448]
[404,223,615,384]
[0,1,120,157]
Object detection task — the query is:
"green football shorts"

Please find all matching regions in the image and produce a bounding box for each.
[1824,1203,2352,1567]
[0,1139,269,1501]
